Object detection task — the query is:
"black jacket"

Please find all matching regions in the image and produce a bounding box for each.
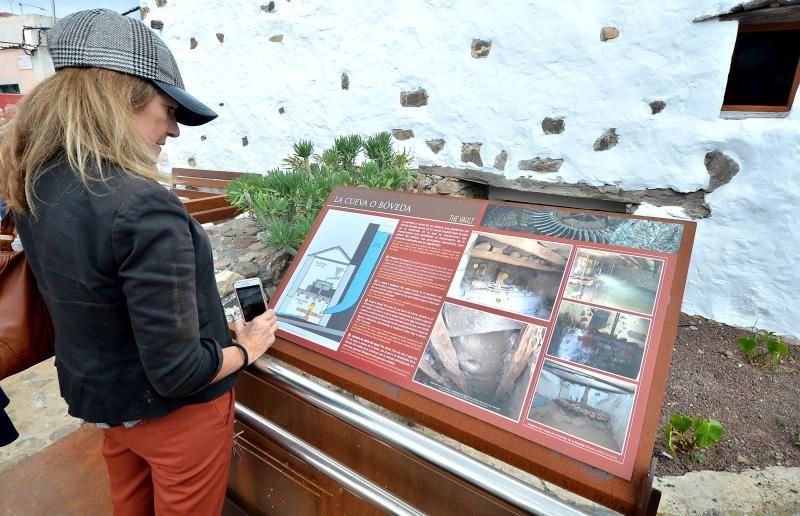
[14,161,235,424]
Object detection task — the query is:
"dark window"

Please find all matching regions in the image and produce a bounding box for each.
[722,24,800,112]
[0,84,20,94]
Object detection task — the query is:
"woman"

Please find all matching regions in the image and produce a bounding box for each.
[0,9,276,515]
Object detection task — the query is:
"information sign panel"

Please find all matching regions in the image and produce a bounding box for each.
[271,186,694,481]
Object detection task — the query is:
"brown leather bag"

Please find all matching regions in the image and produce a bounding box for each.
[0,213,54,380]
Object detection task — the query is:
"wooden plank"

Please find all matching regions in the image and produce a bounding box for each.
[720,9,800,24]
[417,359,447,386]
[191,206,240,224]
[427,313,471,394]
[184,194,231,213]
[477,233,567,266]
[493,324,545,403]
[721,104,791,112]
[174,176,232,190]
[174,189,219,199]
[171,168,246,181]
[470,249,559,272]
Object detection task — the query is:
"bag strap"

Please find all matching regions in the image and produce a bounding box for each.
[0,212,16,249]
[0,212,15,236]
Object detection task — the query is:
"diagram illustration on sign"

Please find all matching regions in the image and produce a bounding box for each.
[274,209,398,350]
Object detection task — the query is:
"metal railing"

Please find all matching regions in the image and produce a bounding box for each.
[247,356,590,516]
[235,403,425,515]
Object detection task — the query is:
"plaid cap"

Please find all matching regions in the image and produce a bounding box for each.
[48,9,217,126]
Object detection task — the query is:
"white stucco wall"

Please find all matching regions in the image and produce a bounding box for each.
[140,0,800,337]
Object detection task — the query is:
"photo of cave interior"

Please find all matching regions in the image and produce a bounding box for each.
[564,248,664,315]
[414,302,547,420]
[547,301,650,380]
[448,232,573,320]
[528,360,636,454]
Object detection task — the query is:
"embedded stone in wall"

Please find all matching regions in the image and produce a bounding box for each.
[188,158,197,167]
[190,37,198,50]
[242,136,249,147]
[400,88,428,107]
[600,27,619,41]
[518,157,563,173]
[461,143,483,167]
[200,135,207,141]
[341,72,349,90]
[278,106,285,114]
[261,2,275,12]
[435,178,470,196]
[216,33,224,43]
[471,39,492,58]
[650,100,666,114]
[150,20,164,30]
[156,0,167,7]
[391,129,414,141]
[426,139,445,153]
[705,150,740,192]
[542,117,565,134]
[593,128,618,151]
[269,34,284,42]
[494,150,508,171]
[412,173,488,199]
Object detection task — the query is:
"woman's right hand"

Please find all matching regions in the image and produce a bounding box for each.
[233,309,278,365]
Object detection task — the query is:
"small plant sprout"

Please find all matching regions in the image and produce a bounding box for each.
[664,413,724,459]
[736,330,789,370]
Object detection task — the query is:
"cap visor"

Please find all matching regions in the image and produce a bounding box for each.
[152,80,217,126]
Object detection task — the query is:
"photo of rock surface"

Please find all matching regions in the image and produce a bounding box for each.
[414,303,547,420]
[564,248,664,315]
[480,205,683,254]
[547,301,650,380]
[528,360,636,454]
[447,232,572,320]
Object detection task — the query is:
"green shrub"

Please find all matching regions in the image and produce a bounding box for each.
[226,131,415,254]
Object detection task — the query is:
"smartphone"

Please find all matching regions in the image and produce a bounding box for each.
[234,277,269,322]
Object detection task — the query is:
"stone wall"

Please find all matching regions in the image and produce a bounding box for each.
[141,0,800,337]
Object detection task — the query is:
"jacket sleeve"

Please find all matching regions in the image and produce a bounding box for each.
[111,184,223,398]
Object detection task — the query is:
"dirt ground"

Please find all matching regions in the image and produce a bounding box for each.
[654,314,800,477]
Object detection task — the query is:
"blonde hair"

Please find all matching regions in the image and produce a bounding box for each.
[0,67,162,214]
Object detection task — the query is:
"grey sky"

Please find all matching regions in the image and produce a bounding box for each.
[7,1,137,17]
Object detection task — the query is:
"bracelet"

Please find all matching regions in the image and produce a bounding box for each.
[231,342,250,371]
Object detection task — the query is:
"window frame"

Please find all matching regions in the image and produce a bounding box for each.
[720,21,800,113]
[0,84,21,94]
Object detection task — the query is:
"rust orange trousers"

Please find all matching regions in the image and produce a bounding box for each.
[101,389,234,516]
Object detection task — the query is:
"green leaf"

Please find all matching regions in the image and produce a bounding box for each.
[694,419,724,448]
[670,414,692,433]
[664,424,677,458]
[736,336,758,354]
[767,339,789,359]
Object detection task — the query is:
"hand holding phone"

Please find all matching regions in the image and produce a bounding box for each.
[234,278,269,322]
[233,278,278,366]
